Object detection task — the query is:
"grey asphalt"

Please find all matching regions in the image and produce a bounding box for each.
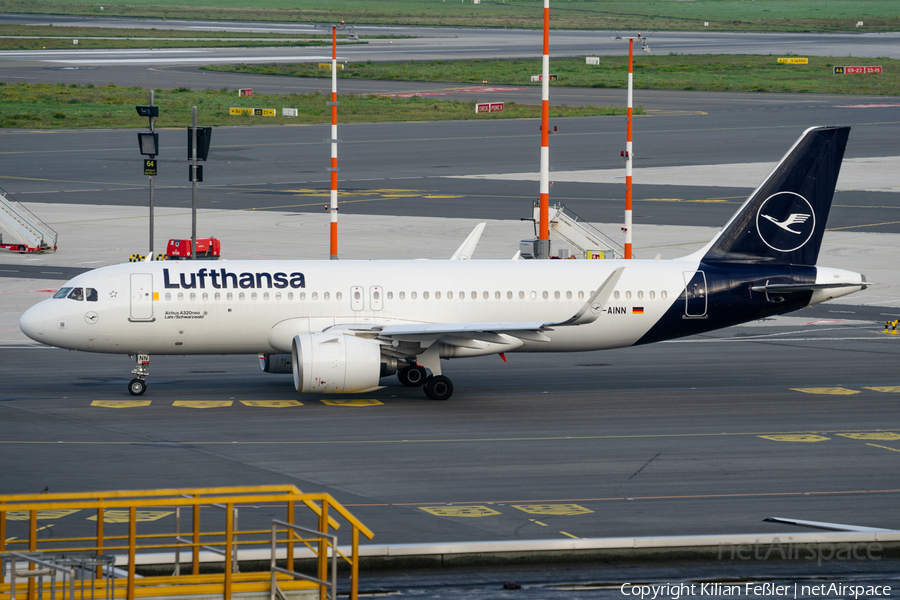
[1,22,899,585]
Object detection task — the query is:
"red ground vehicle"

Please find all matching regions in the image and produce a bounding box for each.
[166,237,220,260]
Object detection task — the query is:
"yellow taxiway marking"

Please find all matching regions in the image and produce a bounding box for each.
[240,400,303,408]
[838,432,900,441]
[864,386,900,393]
[867,443,900,453]
[87,510,174,523]
[5,537,17,542]
[91,400,151,408]
[419,505,501,518]
[5,509,80,521]
[529,519,548,527]
[791,387,860,395]
[513,504,594,516]
[560,531,580,539]
[172,401,233,409]
[759,434,830,443]
[319,399,383,407]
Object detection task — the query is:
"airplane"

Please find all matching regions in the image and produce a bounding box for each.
[19,126,866,401]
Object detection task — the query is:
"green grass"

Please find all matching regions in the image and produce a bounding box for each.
[0,82,638,130]
[206,55,900,96]
[0,38,342,50]
[0,0,898,31]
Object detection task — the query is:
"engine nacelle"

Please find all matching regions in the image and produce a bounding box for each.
[259,353,293,374]
[292,333,384,394]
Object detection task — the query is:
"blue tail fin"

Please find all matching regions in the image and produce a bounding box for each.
[703,126,850,266]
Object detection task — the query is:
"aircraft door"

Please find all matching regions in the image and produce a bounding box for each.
[350,286,364,311]
[370,286,383,311]
[682,271,708,318]
[130,273,154,321]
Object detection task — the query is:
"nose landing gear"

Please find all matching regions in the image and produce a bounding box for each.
[128,354,150,396]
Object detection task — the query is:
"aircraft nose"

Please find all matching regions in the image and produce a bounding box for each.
[19,304,45,341]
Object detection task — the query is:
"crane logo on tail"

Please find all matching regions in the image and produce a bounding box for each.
[756,192,816,253]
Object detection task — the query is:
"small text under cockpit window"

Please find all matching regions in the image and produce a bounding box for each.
[53,288,72,299]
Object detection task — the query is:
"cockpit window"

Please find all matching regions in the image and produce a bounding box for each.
[53,287,72,299]
[86,288,98,302]
[67,287,84,301]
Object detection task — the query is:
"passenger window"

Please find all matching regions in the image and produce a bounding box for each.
[507,291,513,299]
[649,291,655,299]
[578,291,584,299]
[53,287,72,299]
[336,292,342,300]
[67,288,84,301]
[202,292,208,301]
[287,292,292,300]
[190,292,196,301]
[274,292,281,300]
[637,291,644,299]
[178,292,184,301]
[447,291,453,300]
[542,291,549,299]
[625,291,632,299]
[530,291,537,299]
[239,292,245,300]
[312,292,318,300]
[495,291,501,299]
[411,292,417,300]
[399,291,405,300]
[165,292,172,301]
[227,292,233,301]
[324,292,330,300]
[423,291,430,300]
[519,291,525,299]
[251,292,258,300]
[661,290,668,299]
[471,291,477,300]
[300,292,306,300]
[215,292,221,300]
[387,291,393,300]
[554,291,560,299]
[483,291,489,300]
[433,291,439,300]
[460,291,465,300]
[614,291,620,299]
[86,288,98,302]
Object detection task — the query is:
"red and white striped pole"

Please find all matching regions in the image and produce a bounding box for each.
[329,25,339,260]
[624,37,634,260]
[538,0,550,259]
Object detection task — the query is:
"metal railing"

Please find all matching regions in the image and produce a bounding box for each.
[0,486,373,600]
[0,187,57,250]
[269,521,336,600]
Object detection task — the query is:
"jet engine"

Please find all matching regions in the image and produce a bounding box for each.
[291,333,390,394]
[258,353,293,374]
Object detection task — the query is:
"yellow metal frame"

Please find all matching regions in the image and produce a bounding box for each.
[0,486,373,600]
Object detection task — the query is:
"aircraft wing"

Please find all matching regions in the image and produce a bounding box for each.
[337,267,626,354]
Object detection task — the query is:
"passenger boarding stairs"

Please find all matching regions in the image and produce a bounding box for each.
[533,201,624,259]
[0,187,57,251]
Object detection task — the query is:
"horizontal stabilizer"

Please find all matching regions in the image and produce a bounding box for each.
[751,282,867,293]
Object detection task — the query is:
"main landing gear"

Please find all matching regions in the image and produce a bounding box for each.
[397,364,454,401]
[128,353,150,396]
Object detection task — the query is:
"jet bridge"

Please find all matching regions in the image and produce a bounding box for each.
[0,187,57,252]
[529,201,623,259]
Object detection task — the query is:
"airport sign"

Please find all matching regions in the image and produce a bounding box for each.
[777,58,808,64]
[143,159,157,176]
[834,66,882,74]
[475,102,504,114]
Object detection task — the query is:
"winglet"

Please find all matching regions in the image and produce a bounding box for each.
[450,223,486,260]
[549,267,625,327]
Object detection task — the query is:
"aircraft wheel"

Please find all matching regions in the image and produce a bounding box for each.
[128,378,147,396]
[399,365,427,387]
[424,376,453,401]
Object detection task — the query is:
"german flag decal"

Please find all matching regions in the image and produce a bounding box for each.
[633,307,645,314]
